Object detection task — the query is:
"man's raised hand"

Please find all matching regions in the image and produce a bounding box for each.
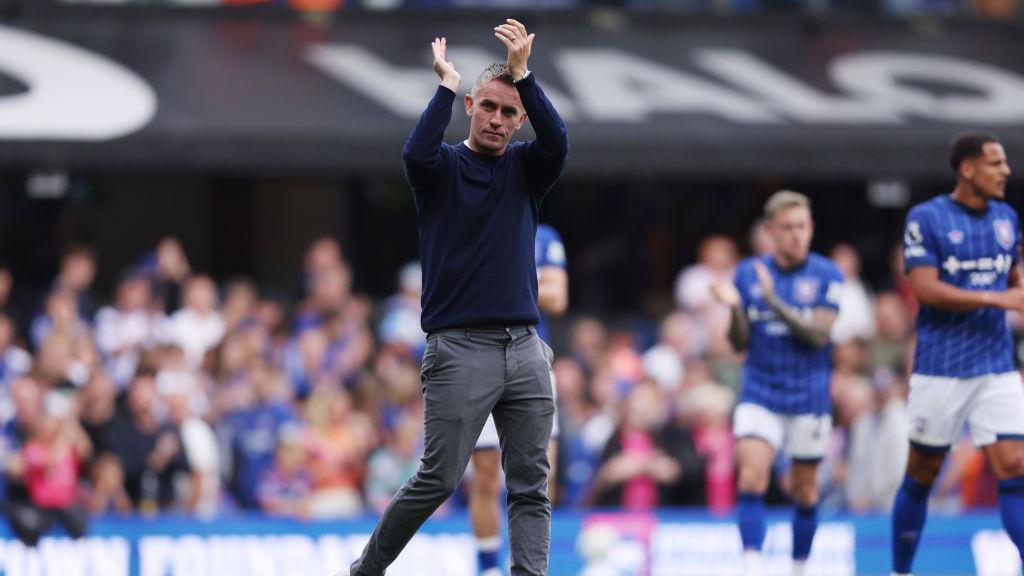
[494,19,533,81]
[431,37,460,93]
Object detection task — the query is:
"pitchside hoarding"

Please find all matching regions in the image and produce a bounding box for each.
[1,11,1024,176]
[0,511,1019,575]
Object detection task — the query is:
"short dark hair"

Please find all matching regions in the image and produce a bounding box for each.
[950,133,1000,173]
[473,62,514,95]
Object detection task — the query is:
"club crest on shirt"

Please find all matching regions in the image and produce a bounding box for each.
[994,220,1015,250]
[794,277,820,305]
[947,230,964,245]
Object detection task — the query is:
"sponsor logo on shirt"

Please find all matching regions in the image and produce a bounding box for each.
[941,254,1013,280]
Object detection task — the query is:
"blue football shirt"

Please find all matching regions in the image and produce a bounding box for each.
[535,224,566,343]
[736,253,844,415]
[903,194,1020,378]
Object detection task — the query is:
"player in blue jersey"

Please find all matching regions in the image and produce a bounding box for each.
[469,223,567,576]
[712,190,844,576]
[890,133,1024,576]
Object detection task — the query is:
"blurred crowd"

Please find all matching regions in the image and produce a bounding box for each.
[52,0,1023,18]
[0,232,1018,545]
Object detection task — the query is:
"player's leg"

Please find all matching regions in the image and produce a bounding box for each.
[733,403,785,576]
[471,419,503,576]
[890,374,970,576]
[971,372,1024,565]
[491,327,555,576]
[892,447,946,576]
[347,332,502,576]
[785,413,831,576]
[983,439,1024,566]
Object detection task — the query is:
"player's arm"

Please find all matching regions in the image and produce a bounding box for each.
[538,265,568,316]
[754,261,834,348]
[907,266,1024,312]
[712,282,749,352]
[496,20,569,168]
[1010,263,1023,289]
[402,37,460,184]
[764,297,836,349]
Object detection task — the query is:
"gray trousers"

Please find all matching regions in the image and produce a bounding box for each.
[350,324,555,576]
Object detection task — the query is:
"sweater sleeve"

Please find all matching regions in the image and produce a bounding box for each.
[515,73,569,199]
[402,85,456,192]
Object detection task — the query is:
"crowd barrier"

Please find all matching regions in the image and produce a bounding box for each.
[0,509,1019,576]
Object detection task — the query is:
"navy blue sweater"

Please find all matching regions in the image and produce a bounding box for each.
[403,73,569,332]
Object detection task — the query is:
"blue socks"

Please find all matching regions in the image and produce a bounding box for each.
[998,476,1024,562]
[477,537,501,573]
[792,504,818,561]
[737,491,767,551]
[738,493,818,563]
[892,474,932,574]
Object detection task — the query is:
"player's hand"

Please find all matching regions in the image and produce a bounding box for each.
[995,287,1024,312]
[494,19,533,81]
[711,281,741,307]
[753,261,775,298]
[431,37,460,93]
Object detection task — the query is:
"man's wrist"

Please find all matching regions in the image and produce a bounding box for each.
[512,69,531,83]
[439,76,460,93]
[983,291,1001,308]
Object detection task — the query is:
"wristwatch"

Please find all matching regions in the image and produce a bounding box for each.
[513,70,531,84]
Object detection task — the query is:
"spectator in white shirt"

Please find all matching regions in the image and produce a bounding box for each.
[160,370,221,517]
[830,243,876,344]
[94,274,164,386]
[163,276,225,370]
[673,235,738,356]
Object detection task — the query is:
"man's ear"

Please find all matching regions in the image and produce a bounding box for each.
[464,94,474,117]
[515,112,528,131]
[961,159,975,180]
